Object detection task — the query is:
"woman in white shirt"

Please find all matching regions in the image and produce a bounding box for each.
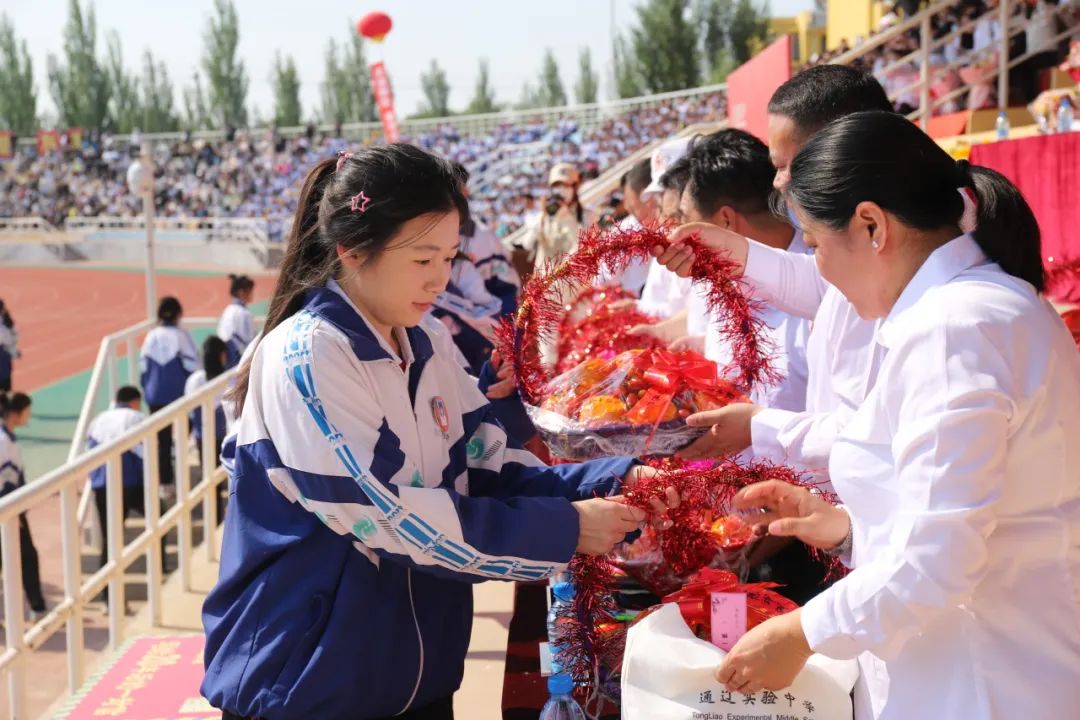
[690,111,1080,718]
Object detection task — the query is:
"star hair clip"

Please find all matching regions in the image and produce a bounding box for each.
[351,190,372,214]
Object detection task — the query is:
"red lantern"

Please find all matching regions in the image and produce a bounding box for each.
[357,12,392,42]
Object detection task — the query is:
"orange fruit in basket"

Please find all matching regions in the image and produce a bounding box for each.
[578,394,628,424]
[626,389,679,425]
[710,515,754,550]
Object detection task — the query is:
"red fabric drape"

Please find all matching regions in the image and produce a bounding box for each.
[970,133,1080,302]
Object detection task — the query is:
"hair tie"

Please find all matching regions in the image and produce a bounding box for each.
[336,151,353,172]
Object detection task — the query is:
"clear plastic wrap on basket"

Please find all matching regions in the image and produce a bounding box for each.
[529,348,746,461]
[612,515,755,596]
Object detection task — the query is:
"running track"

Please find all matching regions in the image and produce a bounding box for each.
[0,267,274,391]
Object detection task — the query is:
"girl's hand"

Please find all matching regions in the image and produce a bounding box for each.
[572,497,647,555]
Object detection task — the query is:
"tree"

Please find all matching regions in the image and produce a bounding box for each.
[47,0,111,131]
[418,58,451,117]
[466,59,497,115]
[574,48,599,104]
[629,0,701,93]
[0,14,37,133]
[106,32,140,133]
[139,50,178,132]
[183,71,210,129]
[693,0,770,79]
[320,25,376,125]
[272,52,302,126]
[535,49,566,107]
[515,81,542,110]
[729,0,771,65]
[200,0,248,128]
[613,34,643,98]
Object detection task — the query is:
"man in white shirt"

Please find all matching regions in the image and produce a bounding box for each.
[598,158,657,294]
[670,129,811,419]
[665,65,894,482]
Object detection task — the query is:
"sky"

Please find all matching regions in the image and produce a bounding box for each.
[6,0,812,124]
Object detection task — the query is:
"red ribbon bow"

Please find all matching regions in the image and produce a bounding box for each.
[662,568,798,633]
[637,348,718,393]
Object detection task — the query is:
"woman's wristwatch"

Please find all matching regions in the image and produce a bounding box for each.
[825,506,853,559]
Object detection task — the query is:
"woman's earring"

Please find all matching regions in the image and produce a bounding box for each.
[871,240,880,249]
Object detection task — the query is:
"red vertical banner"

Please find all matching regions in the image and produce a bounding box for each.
[36,129,60,155]
[369,61,400,143]
[0,131,12,159]
[726,36,794,141]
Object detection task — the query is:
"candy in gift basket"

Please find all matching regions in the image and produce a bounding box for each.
[529,348,747,460]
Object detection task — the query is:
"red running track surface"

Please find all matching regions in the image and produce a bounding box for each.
[0,268,274,391]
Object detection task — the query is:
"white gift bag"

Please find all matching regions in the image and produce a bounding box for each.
[621,604,859,720]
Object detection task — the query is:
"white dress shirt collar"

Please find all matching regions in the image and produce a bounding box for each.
[877,234,988,349]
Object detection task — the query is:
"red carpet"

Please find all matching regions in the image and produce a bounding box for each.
[58,635,215,720]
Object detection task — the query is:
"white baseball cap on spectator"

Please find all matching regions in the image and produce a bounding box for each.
[548,162,580,186]
[642,137,692,200]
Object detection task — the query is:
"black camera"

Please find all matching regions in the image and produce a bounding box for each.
[544,194,563,217]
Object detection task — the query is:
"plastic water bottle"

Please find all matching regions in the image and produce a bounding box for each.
[546,582,575,674]
[995,111,1010,141]
[1058,98,1074,134]
[539,674,587,720]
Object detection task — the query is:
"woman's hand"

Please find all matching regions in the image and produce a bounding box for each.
[650,223,752,278]
[668,335,705,354]
[622,465,681,530]
[733,480,850,551]
[572,497,647,555]
[484,350,517,400]
[676,403,762,460]
[715,610,812,695]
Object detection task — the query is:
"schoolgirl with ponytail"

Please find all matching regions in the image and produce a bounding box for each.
[218,274,256,368]
[708,111,1080,718]
[0,391,47,617]
[202,144,672,720]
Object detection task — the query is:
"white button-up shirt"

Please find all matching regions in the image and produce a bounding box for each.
[686,233,812,412]
[743,238,882,473]
[801,235,1080,719]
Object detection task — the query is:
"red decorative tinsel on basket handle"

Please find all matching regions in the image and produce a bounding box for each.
[494,221,778,408]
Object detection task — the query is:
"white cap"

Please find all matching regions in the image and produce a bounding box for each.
[641,137,692,200]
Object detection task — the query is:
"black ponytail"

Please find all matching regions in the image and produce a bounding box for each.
[965,165,1045,292]
[157,296,182,326]
[228,273,255,298]
[228,155,336,408]
[203,335,229,381]
[0,392,31,417]
[228,144,468,411]
[787,111,1044,291]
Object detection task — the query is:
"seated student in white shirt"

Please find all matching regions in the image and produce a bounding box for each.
[714,109,1080,720]
[654,65,895,471]
[664,128,811,418]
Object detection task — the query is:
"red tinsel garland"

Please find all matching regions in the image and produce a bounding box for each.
[494,221,777,407]
[554,458,844,689]
[554,285,665,374]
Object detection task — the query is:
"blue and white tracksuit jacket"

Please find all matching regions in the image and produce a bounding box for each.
[219,300,256,368]
[86,405,146,489]
[140,325,199,407]
[200,280,634,720]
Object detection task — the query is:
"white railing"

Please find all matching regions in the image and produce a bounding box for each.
[65,215,270,246]
[68,317,261,552]
[0,217,57,233]
[831,0,1080,128]
[0,368,233,719]
[13,84,729,150]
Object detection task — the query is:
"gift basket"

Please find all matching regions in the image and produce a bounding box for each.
[554,285,665,375]
[496,221,777,462]
[532,348,746,460]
